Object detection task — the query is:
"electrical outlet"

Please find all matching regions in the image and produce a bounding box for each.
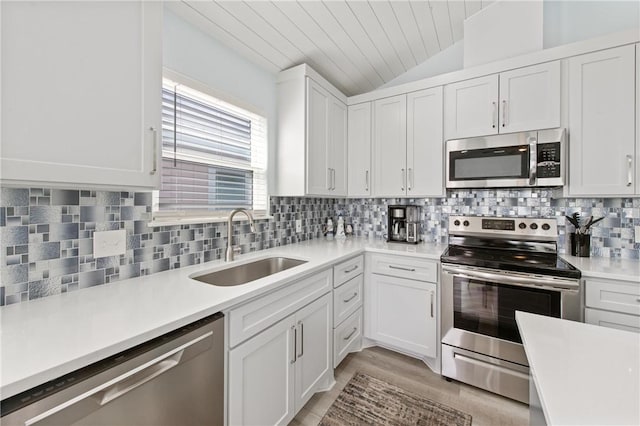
[94,230,127,258]
[295,219,302,233]
[635,226,640,243]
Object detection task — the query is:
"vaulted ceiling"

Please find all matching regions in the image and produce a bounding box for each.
[167,1,496,96]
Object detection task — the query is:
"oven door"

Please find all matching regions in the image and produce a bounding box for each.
[446,132,536,189]
[441,264,580,366]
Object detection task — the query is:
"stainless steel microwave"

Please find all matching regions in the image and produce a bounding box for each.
[445,128,566,189]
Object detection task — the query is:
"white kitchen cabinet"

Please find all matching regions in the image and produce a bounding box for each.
[366,254,438,359]
[228,315,296,426]
[294,293,333,411]
[275,64,347,197]
[373,95,407,197]
[368,274,437,358]
[568,45,636,196]
[228,270,334,425]
[584,277,640,333]
[347,102,372,197]
[1,1,161,189]
[444,61,560,139]
[407,87,445,197]
[332,255,364,367]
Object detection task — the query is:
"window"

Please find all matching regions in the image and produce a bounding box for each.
[154,76,267,222]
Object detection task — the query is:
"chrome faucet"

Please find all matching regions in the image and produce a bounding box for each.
[226,208,256,262]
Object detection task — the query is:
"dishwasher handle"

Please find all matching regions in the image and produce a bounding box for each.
[25,331,213,426]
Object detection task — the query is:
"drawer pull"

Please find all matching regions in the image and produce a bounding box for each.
[344,265,359,273]
[430,291,434,318]
[343,327,358,341]
[343,292,358,303]
[389,265,416,272]
[636,297,640,302]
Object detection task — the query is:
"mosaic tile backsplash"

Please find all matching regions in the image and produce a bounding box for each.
[1,186,639,306]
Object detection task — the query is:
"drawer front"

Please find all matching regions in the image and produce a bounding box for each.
[585,308,640,333]
[229,269,333,347]
[584,279,640,316]
[333,274,363,326]
[370,253,438,282]
[334,255,364,288]
[334,308,362,368]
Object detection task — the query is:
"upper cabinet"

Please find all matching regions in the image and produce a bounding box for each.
[372,89,444,198]
[275,65,347,197]
[444,61,560,140]
[568,45,636,196]
[347,103,372,197]
[1,1,162,189]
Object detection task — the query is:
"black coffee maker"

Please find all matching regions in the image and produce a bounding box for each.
[387,205,420,244]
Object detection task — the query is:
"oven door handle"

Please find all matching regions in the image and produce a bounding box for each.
[441,264,579,290]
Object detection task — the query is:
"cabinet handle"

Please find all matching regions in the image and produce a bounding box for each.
[327,168,332,190]
[430,291,434,318]
[297,321,304,358]
[401,169,405,191]
[627,155,633,187]
[491,102,497,128]
[345,265,359,273]
[408,168,413,191]
[149,126,158,175]
[291,325,297,364]
[343,292,358,303]
[365,170,369,192]
[343,327,358,341]
[635,297,640,303]
[389,265,415,272]
[332,168,336,190]
[501,100,507,127]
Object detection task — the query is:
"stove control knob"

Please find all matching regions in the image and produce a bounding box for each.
[454,219,461,226]
[463,220,470,227]
[518,222,527,229]
[542,223,551,231]
[530,223,538,230]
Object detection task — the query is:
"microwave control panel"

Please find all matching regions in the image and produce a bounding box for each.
[536,142,561,178]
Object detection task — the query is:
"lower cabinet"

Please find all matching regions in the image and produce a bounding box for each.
[584,278,640,333]
[228,292,333,425]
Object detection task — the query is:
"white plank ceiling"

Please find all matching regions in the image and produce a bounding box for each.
[168,1,496,96]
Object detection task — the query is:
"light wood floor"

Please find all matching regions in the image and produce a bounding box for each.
[291,346,529,426]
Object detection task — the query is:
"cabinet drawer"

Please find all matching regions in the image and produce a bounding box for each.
[334,308,362,368]
[334,255,364,288]
[229,269,332,347]
[585,308,640,333]
[333,274,363,326]
[370,253,437,282]
[584,279,640,316]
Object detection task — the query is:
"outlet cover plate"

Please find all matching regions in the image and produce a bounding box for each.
[94,230,127,258]
[635,226,640,243]
[296,219,302,233]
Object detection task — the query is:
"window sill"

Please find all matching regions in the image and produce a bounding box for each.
[147,215,273,228]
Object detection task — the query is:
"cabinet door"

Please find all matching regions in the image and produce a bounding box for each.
[568,45,636,196]
[637,43,639,195]
[499,61,561,133]
[368,274,437,358]
[294,293,333,412]
[407,87,444,197]
[347,103,372,197]
[373,95,407,197]
[329,96,348,196]
[1,1,161,189]
[228,315,296,426]
[444,75,499,139]
[306,78,331,196]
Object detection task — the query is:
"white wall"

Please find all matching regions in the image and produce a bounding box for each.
[162,8,278,193]
[380,0,639,89]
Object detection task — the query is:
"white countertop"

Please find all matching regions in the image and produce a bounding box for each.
[560,255,640,283]
[517,312,640,426]
[0,237,444,400]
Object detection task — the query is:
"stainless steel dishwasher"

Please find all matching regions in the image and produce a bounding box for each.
[1,313,224,426]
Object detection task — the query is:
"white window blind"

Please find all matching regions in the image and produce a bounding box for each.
[156,78,267,219]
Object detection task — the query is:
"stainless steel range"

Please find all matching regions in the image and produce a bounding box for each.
[440,215,581,404]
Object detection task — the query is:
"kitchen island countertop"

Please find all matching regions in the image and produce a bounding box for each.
[517,311,640,425]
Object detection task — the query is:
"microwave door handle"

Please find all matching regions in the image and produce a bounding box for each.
[529,136,537,186]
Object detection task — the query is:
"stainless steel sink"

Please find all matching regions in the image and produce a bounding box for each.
[192,257,307,286]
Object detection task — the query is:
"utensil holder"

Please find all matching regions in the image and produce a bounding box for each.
[569,233,591,257]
